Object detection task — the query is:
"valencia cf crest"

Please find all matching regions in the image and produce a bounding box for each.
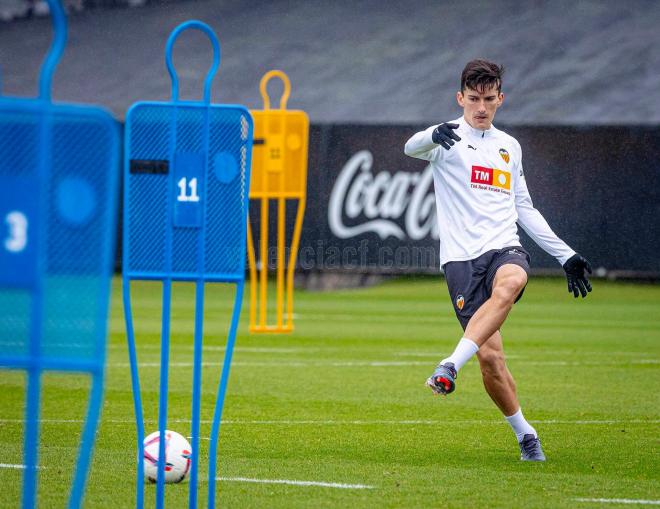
[455,294,465,310]
[499,148,510,164]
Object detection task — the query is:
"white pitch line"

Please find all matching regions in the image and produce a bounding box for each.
[0,464,43,470]
[107,345,316,354]
[106,342,657,359]
[217,476,374,489]
[107,361,430,368]
[0,418,658,426]
[105,359,659,368]
[523,360,660,366]
[395,352,523,359]
[395,351,658,359]
[574,498,660,505]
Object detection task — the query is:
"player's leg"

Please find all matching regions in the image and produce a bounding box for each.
[476,330,518,415]
[463,263,527,347]
[429,263,526,394]
[478,330,545,461]
[427,257,484,395]
[428,248,529,395]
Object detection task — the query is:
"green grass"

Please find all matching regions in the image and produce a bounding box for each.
[1,276,659,508]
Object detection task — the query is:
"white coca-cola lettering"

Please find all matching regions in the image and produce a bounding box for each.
[405,168,438,240]
[345,167,371,219]
[380,172,412,219]
[328,150,438,241]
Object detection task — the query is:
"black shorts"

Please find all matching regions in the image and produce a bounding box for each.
[443,246,531,330]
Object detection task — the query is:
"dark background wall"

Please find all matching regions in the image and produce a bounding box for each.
[109,124,660,278]
[299,124,660,275]
[116,123,660,276]
[111,120,660,278]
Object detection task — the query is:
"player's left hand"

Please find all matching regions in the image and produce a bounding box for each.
[562,254,593,298]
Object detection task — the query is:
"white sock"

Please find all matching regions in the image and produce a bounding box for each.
[505,408,537,443]
[440,337,479,371]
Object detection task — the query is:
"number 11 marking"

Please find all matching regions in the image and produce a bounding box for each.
[177,177,200,203]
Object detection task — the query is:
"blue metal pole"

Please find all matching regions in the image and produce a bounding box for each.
[22,18,55,500]
[22,368,41,509]
[123,279,145,509]
[23,135,46,508]
[207,280,244,509]
[188,66,212,509]
[40,0,67,102]
[156,279,172,509]
[67,372,103,509]
[189,281,205,509]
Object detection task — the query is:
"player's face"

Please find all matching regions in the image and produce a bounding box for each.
[457,85,504,130]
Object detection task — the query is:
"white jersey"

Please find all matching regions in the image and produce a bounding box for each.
[404,116,575,267]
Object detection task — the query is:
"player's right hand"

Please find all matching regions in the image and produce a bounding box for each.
[432,123,461,150]
[562,253,593,298]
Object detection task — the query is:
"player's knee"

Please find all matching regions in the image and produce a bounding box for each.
[491,284,516,307]
[492,273,526,304]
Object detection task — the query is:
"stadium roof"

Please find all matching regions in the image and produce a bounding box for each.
[1,0,658,124]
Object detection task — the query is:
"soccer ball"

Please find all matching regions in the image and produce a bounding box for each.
[143,430,192,484]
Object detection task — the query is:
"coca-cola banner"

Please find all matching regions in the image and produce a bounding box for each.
[298,124,660,275]
[300,125,441,273]
[115,124,660,275]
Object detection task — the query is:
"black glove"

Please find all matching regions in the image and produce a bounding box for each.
[562,254,593,298]
[432,123,461,150]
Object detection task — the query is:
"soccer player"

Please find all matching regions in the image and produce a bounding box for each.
[403,59,592,462]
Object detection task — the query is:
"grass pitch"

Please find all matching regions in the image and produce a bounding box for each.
[1,276,659,508]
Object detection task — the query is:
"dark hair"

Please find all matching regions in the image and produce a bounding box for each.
[461,59,504,93]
